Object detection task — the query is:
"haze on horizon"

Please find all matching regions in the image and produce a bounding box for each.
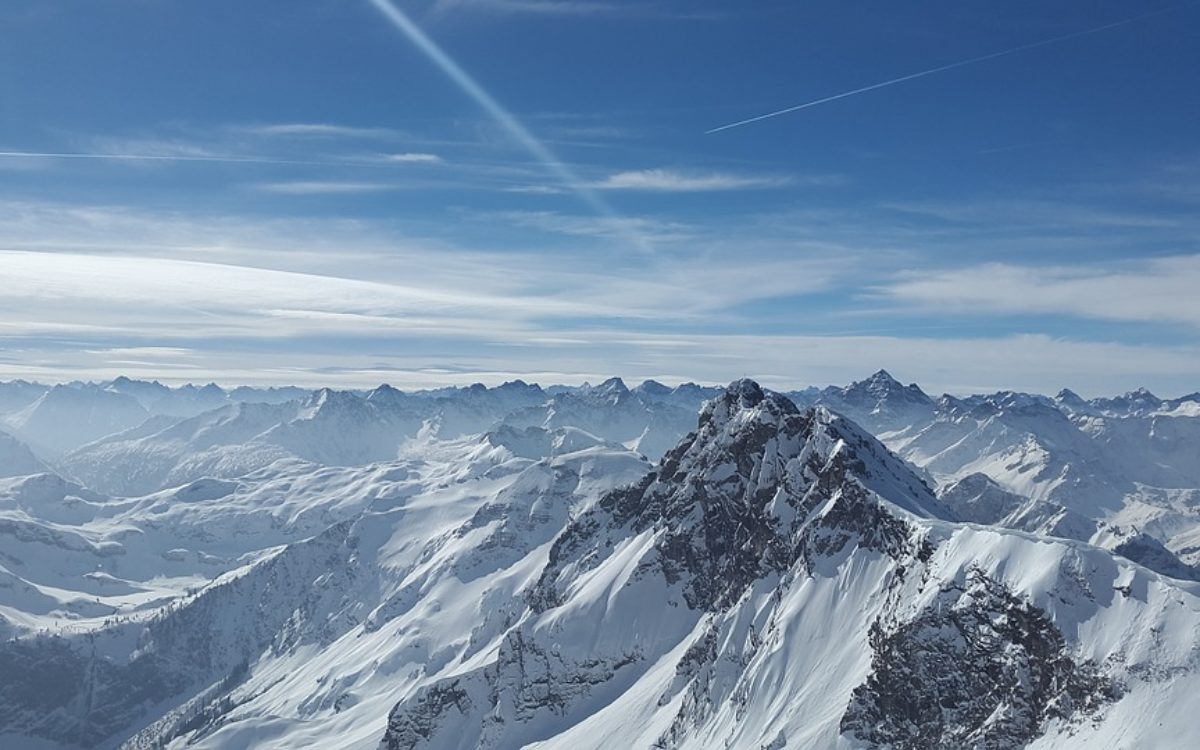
[2,0,1198,397]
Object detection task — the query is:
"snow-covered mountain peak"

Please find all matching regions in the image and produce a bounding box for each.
[589,376,630,402]
[301,387,364,415]
[662,381,947,523]
[817,370,937,433]
[5,382,149,456]
[595,375,627,390]
[844,368,932,405]
[197,382,224,396]
[632,378,672,398]
[982,390,1055,410]
[697,377,795,428]
[1120,386,1162,411]
[533,380,944,614]
[935,392,963,409]
[366,382,405,402]
[863,367,900,387]
[495,378,543,395]
[1054,387,1093,414]
[636,380,724,412]
[1089,387,1165,416]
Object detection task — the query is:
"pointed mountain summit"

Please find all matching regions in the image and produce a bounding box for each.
[0,379,49,414]
[1055,387,1092,412]
[381,381,1143,749]
[534,379,946,612]
[840,368,933,406]
[589,376,630,402]
[366,383,406,402]
[6,383,148,456]
[819,370,936,432]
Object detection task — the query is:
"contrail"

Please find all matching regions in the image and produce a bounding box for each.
[707,4,1191,134]
[364,0,652,252]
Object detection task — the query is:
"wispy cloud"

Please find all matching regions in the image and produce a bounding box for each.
[0,249,601,341]
[1,138,447,173]
[0,199,853,348]
[3,189,1197,394]
[502,185,566,195]
[880,255,1200,328]
[251,181,401,195]
[7,322,1199,397]
[0,149,330,168]
[490,210,695,241]
[83,135,233,160]
[240,123,409,139]
[382,152,444,164]
[884,199,1183,231]
[591,168,792,192]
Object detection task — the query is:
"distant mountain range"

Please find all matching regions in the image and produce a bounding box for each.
[1,374,1198,748]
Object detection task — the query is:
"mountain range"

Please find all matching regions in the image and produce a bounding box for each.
[1,373,1198,749]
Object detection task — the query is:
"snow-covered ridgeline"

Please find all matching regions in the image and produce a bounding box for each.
[2,380,1197,748]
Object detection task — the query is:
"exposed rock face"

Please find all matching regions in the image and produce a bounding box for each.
[381,380,960,749]
[841,570,1119,749]
[380,680,472,750]
[532,379,944,613]
[381,628,643,750]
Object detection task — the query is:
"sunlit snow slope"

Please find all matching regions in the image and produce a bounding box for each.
[1,379,1198,749]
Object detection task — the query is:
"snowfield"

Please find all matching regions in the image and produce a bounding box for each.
[0,375,1198,749]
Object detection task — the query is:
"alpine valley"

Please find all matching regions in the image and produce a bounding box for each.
[1,373,1198,750]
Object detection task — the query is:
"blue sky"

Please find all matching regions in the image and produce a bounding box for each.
[1,0,1198,395]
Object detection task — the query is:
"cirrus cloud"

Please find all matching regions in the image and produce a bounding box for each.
[881,255,1200,328]
[591,168,793,192]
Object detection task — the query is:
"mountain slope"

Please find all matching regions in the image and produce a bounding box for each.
[5,385,149,457]
[820,379,1200,570]
[376,381,1200,750]
[2,379,1199,749]
[0,430,50,478]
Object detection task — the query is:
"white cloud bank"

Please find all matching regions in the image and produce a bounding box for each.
[1,200,1197,395]
[883,256,1200,328]
[591,168,792,192]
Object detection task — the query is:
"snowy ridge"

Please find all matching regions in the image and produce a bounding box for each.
[795,372,1200,573]
[33,378,712,498]
[371,381,1199,750]
[1,377,1199,748]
